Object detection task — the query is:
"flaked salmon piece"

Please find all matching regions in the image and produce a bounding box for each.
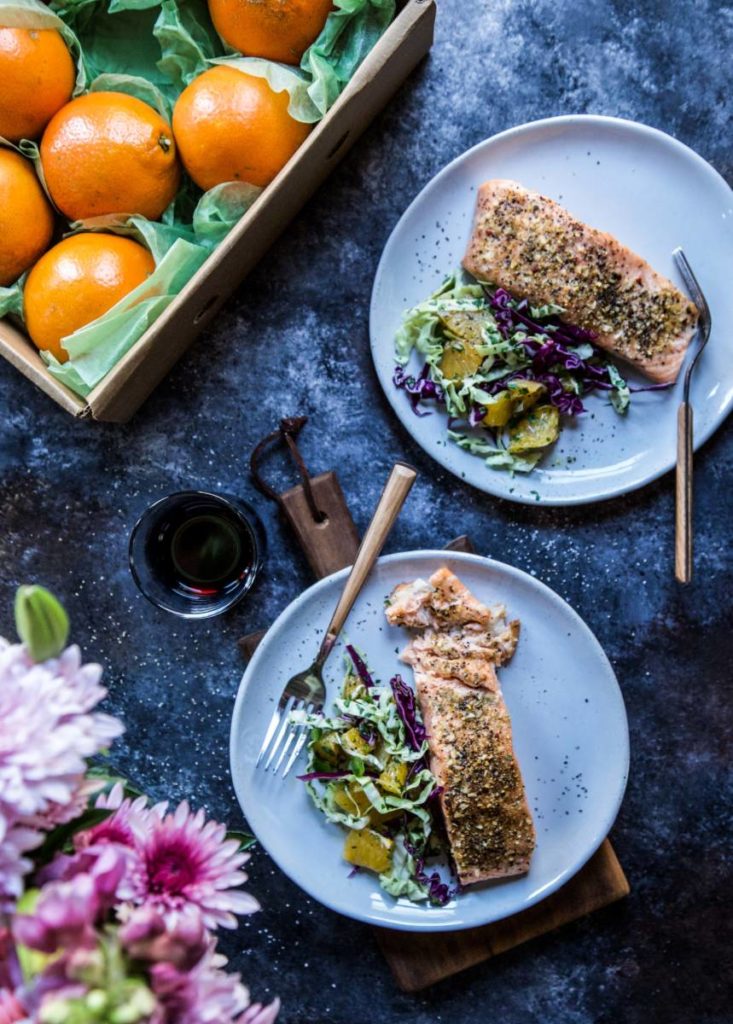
[387,568,535,885]
[386,567,510,633]
[417,677,535,883]
[402,622,519,692]
[408,620,520,669]
[386,578,440,629]
[462,179,699,384]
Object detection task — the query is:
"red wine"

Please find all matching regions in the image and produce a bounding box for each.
[130,492,265,617]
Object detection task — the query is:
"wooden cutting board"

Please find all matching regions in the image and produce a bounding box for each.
[239,492,630,991]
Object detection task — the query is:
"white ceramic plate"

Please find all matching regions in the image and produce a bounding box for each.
[370,116,733,505]
[230,551,629,932]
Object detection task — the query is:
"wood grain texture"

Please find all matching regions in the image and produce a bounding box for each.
[373,839,629,991]
[237,518,629,992]
[675,401,693,583]
[237,630,267,661]
[280,471,360,578]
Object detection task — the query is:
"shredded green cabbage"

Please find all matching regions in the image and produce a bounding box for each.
[294,652,449,904]
[447,430,544,474]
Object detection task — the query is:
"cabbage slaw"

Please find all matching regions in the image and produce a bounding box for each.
[393,271,650,474]
[293,646,455,905]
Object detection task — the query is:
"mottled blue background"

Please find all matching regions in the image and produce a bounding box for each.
[1,1,731,1021]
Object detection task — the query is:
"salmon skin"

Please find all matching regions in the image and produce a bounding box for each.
[386,568,535,885]
[462,179,698,384]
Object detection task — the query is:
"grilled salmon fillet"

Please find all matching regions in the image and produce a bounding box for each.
[462,179,698,383]
[386,568,535,885]
[418,678,535,883]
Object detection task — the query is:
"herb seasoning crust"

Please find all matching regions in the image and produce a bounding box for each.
[463,179,699,384]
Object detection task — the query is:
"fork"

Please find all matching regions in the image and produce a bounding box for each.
[673,248,712,585]
[256,462,417,777]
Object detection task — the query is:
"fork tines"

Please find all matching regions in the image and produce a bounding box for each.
[256,697,316,777]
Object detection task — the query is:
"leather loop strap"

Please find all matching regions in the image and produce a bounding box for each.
[250,416,325,523]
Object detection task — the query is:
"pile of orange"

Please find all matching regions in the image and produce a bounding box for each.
[1,1,335,364]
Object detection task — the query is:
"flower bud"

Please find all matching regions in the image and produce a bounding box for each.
[14,585,69,662]
[109,983,157,1024]
[85,990,108,1014]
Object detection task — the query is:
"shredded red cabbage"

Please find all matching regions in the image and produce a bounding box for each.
[389,675,426,752]
[490,288,598,346]
[341,713,378,748]
[404,840,458,907]
[467,405,486,427]
[395,285,672,428]
[345,645,375,689]
[359,723,378,748]
[393,364,444,416]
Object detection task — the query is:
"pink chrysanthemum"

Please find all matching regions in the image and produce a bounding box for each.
[240,1000,281,1024]
[0,639,123,907]
[0,989,25,1024]
[76,782,165,855]
[126,802,260,930]
[0,641,122,816]
[150,945,278,1024]
[120,905,208,971]
[26,777,107,833]
[13,845,126,954]
[0,825,42,912]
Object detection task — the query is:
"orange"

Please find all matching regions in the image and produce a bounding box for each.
[172,66,311,190]
[0,149,55,287]
[208,0,333,64]
[23,233,155,363]
[0,27,75,142]
[40,92,181,221]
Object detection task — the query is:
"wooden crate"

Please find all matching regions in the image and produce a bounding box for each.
[0,0,436,420]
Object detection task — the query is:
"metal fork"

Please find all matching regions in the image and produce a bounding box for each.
[673,248,712,585]
[256,462,417,777]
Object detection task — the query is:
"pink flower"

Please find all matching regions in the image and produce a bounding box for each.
[13,845,126,953]
[0,927,21,994]
[25,777,106,832]
[126,802,259,930]
[0,989,25,1024]
[0,639,123,908]
[241,999,281,1024]
[120,905,208,971]
[150,945,277,1024]
[0,825,42,912]
[77,783,166,853]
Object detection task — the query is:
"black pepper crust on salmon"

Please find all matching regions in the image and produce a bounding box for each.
[386,568,536,885]
[462,179,699,384]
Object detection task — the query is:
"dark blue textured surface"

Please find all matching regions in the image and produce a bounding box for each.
[1,2,731,1021]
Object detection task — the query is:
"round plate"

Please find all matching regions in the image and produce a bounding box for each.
[230,551,629,932]
[370,115,733,505]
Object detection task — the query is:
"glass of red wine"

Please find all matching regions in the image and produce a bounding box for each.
[129,491,265,618]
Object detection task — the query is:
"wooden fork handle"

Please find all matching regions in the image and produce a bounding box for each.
[319,462,417,659]
[675,401,693,584]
